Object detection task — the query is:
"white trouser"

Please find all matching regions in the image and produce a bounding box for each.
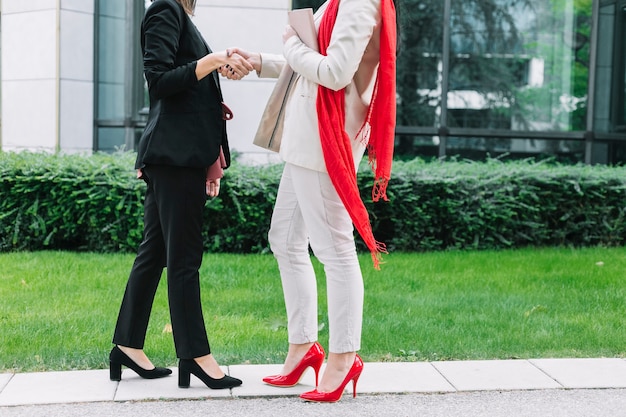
[268,163,364,353]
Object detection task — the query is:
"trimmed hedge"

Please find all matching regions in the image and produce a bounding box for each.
[369,158,626,252]
[0,151,145,252]
[1,151,626,253]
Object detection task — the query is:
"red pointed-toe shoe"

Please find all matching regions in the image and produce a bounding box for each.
[263,342,325,387]
[299,354,363,403]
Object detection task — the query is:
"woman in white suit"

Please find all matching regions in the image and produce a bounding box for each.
[229,0,397,402]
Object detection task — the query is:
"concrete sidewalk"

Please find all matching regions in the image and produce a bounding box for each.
[1,358,626,407]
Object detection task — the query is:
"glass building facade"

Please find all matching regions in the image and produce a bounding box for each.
[93,0,626,164]
[387,0,626,164]
[94,0,147,152]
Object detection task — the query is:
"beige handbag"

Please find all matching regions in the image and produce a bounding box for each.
[252,66,297,153]
[253,8,317,153]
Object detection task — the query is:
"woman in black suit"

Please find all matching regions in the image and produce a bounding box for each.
[109,0,252,390]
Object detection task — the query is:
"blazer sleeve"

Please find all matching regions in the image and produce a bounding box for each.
[142,0,199,100]
[258,53,286,79]
[283,0,380,91]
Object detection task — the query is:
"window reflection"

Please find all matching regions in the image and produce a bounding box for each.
[395,0,592,160]
[0,9,2,147]
[616,2,626,133]
[95,0,146,152]
[97,0,126,121]
[397,1,443,130]
[446,0,589,134]
[291,0,326,11]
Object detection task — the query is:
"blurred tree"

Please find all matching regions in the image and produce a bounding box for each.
[292,0,325,10]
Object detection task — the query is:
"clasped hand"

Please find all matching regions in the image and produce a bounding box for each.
[218,49,254,80]
[220,25,297,81]
[219,48,259,80]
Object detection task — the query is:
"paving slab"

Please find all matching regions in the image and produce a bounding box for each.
[530,358,626,389]
[229,364,317,398]
[0,370,115,406]
[2,359,625,408]
[0,374,13,393]
[358,362,456,394]
[432,360,563,391]
[113,367,231,401]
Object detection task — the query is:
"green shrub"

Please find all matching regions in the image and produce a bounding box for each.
[367,158,626,251]
[0,151,144,252]
[1,151,626,253]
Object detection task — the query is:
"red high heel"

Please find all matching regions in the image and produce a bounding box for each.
[263,342,325,387]
[299,354,363,403]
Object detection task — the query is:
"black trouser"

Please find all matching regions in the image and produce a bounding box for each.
[112,164,210,359]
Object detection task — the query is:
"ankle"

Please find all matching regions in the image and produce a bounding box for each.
[116,345,136,355]
[194,354,225,379]
[317,352,357,392]
[116,345,155,370]
[282,342,315,373]
[289,342,315,355]
[326,352,356,371]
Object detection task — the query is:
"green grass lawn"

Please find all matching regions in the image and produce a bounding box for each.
[0,247,624,373]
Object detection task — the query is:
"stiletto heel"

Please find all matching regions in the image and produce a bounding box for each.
[262,342,325,387]
[178,359,242,389]
[351,372,360,398]
[109,346,172,381]
[300,354,364,403]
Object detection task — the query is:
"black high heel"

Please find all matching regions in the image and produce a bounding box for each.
[109,346,172,381]
[178,358,242,389]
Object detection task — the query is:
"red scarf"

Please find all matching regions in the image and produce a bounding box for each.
[316,0,397,269]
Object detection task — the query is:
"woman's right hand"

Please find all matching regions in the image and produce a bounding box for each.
[195,49,253,81]
[206,178,221,198]
[220,50,254,79]
[219,48,262,79]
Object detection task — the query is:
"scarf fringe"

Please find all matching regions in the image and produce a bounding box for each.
[371,240,388,270]
[372,177,389,202]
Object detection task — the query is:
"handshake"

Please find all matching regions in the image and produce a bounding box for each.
[217,26,297,80]
[217,47,259,80]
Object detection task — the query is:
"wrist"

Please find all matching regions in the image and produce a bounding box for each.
[251,52,262,73]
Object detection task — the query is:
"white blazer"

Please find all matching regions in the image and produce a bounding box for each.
[258,0,382,173]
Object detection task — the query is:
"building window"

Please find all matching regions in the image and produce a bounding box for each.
[595,0,626,164]
[617,2,626,131]
[396,0,595,162]
[94,0,146,152]
[0,7,3,148]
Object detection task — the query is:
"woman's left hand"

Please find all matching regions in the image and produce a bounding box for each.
[206,178,221,197]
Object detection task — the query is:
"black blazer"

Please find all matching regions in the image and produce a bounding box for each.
[135,0,231,170]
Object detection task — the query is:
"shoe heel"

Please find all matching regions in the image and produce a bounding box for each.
[313,356,324,387]
[178,368,191,388]
[110,361,122,381]
[351,374,360,398]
